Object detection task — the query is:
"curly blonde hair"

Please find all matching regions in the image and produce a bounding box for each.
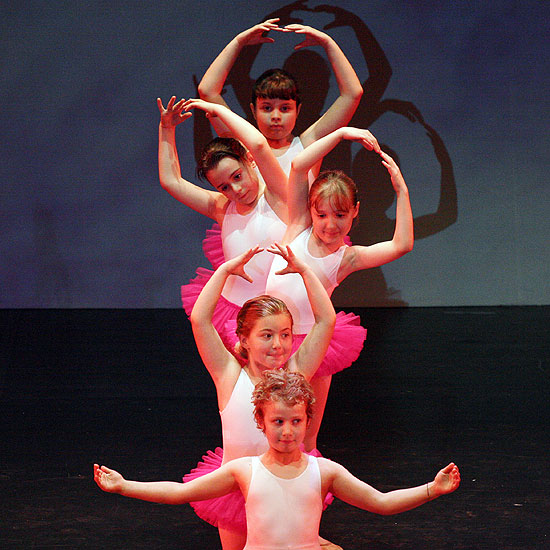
[252,370,315,430]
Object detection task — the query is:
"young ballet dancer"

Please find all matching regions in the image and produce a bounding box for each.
[181,245,335,549]
[197,18,366,178]
[264,126,414,452]
[94,370,461,550]
[157,96,289,343]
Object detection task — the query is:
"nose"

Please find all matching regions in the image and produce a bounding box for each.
[270,109,281,121]
[271,335,281,349]
[281,421,292,436]
[231,182,243,195]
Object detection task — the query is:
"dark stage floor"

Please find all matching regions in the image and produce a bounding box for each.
[1,306,548,549]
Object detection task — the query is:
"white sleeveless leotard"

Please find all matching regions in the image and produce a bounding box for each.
[266,227,347,334]
[220,369,268,464]
[221,194,286,306]
[244,455,323,550]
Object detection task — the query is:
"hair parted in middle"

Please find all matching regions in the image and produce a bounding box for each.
[309,170,359,213]
[252,369,315,429]
[197,137,250,182]
[234,295,293,360]
[251,68,301,107]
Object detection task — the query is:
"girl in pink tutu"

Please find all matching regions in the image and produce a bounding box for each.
[157,96,288,348]
[180,244,335,549]
[265,126,414,452]
[95,370,461,550]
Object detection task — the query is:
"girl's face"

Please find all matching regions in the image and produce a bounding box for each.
[310,196,359,247]
[251,98,300,144]
[240,313,293,370]
[206,157,259,206]
[260,400,308,454]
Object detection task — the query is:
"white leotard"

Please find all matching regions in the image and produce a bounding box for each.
[275,136,304,176]
[266,227,347,334]
[220,369,268,464]
[244,455,322,550]
[221,193,286,306]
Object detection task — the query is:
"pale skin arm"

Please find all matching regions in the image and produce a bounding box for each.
[93,460,243,505]
[157,96,228,223]
[197,19,284,137]
[323,460,460,515]
[183,99,288,221]
[284,24,363,147]
[339,150,414,280]
[266,243,336,380]
[284,127,380,242]
[190,247,263,405]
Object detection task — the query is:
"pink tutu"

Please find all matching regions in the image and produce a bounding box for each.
[183,448,247,532]
[181,268,241,354]
[183,447,333,533]
[224,311,367,378]
[202,223,224,269]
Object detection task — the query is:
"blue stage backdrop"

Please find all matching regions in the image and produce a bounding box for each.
[1,1,548,307]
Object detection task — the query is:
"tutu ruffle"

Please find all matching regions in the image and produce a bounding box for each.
[224,310,366,378]
[181,269,241,354]
[203,223,224,270]
[183,447,247,533]
[183,447,333,533]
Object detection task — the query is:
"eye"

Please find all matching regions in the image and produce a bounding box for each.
[220,185,229,192]
[292,419,302,425]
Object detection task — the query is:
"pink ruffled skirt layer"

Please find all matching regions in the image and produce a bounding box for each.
[181,224,366,376]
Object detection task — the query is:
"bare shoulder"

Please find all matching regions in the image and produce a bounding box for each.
[317,456,347,478]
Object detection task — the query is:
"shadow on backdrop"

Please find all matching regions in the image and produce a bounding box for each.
[192,1,457,307]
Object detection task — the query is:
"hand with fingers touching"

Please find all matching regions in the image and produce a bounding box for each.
[235,18,287,47]
[283,23,331,50]
[267,242,308,276]
[222,246,264,283]
[94,464,124,494]
[431,462,461,498]
[379,150,408,194]
[157,96,192,128]
[339,127,381,153]
[182,97,225,119]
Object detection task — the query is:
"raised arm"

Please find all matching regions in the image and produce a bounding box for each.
[284,24,363,147]
[190,247,262,401]
[94,462,240,505]
[326,461,460,515]
[339,150,414,279]
[157,97,227,222]
[267,243,335,380]
[198,19,283,137]
[285,127,380,241]
[184,99,288,218]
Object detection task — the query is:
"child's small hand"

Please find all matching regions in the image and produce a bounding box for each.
[182,98,224,119]
[224,246,263,282]
[157,97,192,128]
[94,464,124,494]
[284,24,329,50]
[380,151,407,192]
[432,463,461,496]
[267,243,307,275]
[341,127,381,154]
[237,18,284,46]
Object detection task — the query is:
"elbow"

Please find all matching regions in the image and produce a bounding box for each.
[197,82,214,101]
[290,156,307,176]
[351,84,363,103]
